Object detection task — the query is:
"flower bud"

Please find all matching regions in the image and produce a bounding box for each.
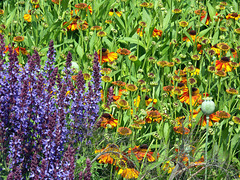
[201,97,215,115]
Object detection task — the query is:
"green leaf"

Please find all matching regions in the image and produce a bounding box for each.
[206,2,216,22]
[118,37,146,49]
[5,8,16,28]
[198,27,212,37]
[163,9,171,30]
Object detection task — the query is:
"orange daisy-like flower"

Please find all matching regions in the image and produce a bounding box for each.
[91,25,102,31]
[51,0,61,4]
[95,144,120,164]
[118,160,139,179]
[140,2,149,7]
[112,81,126,87]
[4,46,28,56]
[128,144,155,162]
[118,127,132,135]
[24,14,32,22]
[0,9,4,15]
[145,95,157,106]
[109,8,122,17]
[194,9,207,16]
[183,30,196,42]
[192,109,220,126]
[113,89,127,101]
[137,28,144,36]
[215,56,232,72]
[173,126,190,134]
[215,111,231,119]
[226,12,240,20]
[163,85,174,92]
[125,84,138,92]
[232,116,240,124]
[117,48,131,55]
[172,8,182,13]
[97,48,117,63]
[226,88,238,95]
[152,28,163,37]
[75,3,88,9]
[13,36,24,42]
[146,109,162,123]
[179,87,202,106]
[100,113,118,128]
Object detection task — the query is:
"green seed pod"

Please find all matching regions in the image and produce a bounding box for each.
[201,97,215,115]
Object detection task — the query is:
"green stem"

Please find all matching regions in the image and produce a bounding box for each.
[205,115,209,180]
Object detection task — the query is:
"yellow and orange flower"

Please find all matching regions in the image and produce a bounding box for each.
[63,18,88,31]
[226,12,240,20]
[113,89,127,101]
[128,144,155,162]
[97,48,117,63]
[112,81,126,87]
[145,109,162,123]
[152,28,163,37]
[109,8,122,17]
[179,87,203,106]
[145,95,157,106]
[24,14,32,22]
[215,56,232,72]
[118,160,139,179]
[117,48,131,55]
[4,46,28,56]
[118,127,132,135]
[173,126,190,134]
[100,113,118,128]
[13,36,24,42]
[95,144,120,164]
[192,109,220,126]
[215,111,231,119]
[51,0,61,5]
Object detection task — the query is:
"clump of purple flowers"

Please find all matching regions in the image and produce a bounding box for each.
[0,34,101,178]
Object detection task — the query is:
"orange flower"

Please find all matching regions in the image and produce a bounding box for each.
[51,0,61,4]
[13,36,24,42]
[173,126,190,134]
[24,14,32,22]
[232,116,240,124]
[215,111,231,119]
[182,30,196,42]
[145,95,157,106]
[226,12,240,20]
[128,144,155,162]
[118,160,139,179]
[117,48,131,55]
[63,19,88,31]
[0,9,4,15]
[179,87,202,106]
[113,89,127,101]
[215,57,232,72]
[137,28,144,36]
[97,48,117,63]
[152,28,163,37]
[146,109,162,123]
[118,127,132,135]
[109,8,122,17]
[112,81,126,87]
[100,113,118,128]
[226,88,238,95]
[4,46,28,55]
[192,109,220,126]
[95,144,120,164]
[163,85,174,92]
[75,3,88,9]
